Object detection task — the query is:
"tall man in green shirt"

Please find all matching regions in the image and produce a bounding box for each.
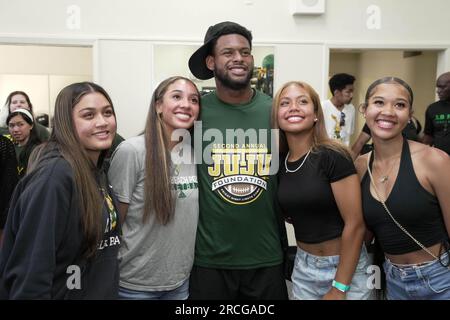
[188,21,287,299]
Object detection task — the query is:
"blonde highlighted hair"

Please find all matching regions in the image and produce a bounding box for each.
[272,81,351,159]
[143,76,200,225]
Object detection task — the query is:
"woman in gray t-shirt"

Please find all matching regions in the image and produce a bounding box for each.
[108,76,200,300]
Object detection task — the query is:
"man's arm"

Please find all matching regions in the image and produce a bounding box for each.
[351,131,371,161]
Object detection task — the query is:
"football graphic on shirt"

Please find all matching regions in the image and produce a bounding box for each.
[208,145,271,205]
[228,183,256,197]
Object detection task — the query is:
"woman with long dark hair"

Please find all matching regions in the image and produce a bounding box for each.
[109,76,200,300]
[0,82,121,299]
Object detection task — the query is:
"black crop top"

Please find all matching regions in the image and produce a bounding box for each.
[361,139,448,255]
[277,146,356,244]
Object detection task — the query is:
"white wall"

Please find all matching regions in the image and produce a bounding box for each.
[2,1,449,138]
[0,45,92,123]
[1,0,450,44]
[0,44,92,75]
[437,50,450,88]
[96,40,153,138]
[0,74,91,119]
[274,44,327,96]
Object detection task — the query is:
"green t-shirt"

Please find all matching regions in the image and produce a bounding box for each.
[195,90,283,269]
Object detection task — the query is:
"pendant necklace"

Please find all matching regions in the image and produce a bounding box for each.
[374,154,400,184]
[285,149,311,173]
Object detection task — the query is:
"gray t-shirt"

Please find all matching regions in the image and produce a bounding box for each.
[108,135,199,291]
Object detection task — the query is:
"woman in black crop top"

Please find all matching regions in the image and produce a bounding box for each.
[273,81,372,300]
[355,77,450,300]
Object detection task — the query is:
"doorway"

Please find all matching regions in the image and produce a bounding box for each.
[329,49,439,144]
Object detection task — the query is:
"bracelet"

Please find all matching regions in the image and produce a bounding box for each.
[332,280,351,293]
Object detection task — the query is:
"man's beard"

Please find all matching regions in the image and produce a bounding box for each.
[214,66,254,91]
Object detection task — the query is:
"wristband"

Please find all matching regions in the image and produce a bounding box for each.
[332,280,351,293]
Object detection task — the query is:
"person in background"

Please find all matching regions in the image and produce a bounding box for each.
[273,81,372,300]
[322,73,356,146]
[6,109,42,177]
[0,82,121,299]
[108,76,200,300]
[355,77,450,300]
[1,91,50,141]
[187,21,287,300]
[423,72,450,155]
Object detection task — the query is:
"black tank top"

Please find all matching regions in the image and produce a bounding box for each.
[361,139,448,255]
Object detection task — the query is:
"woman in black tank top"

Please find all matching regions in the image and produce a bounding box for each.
[273,81,372,300]
[355,77,450,300]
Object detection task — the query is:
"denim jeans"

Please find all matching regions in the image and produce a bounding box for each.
[384,252,450,300]
[118,278,189,300]
[291,245,374,300]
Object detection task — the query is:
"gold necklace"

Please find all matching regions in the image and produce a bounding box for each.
[373,155,400,184]
[379,167,392,184]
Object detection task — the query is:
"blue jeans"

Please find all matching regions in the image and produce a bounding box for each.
[292,245,374,300]
[384,252,450,300]
[118,278,189,300]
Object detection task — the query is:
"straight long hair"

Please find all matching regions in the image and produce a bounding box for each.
[272,81,351,158]
[29,82,116,258]
[143,76,200,225]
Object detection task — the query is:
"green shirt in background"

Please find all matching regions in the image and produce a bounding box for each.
[195,90,283,269]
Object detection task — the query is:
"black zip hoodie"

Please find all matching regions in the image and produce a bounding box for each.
[0,151,121,299]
